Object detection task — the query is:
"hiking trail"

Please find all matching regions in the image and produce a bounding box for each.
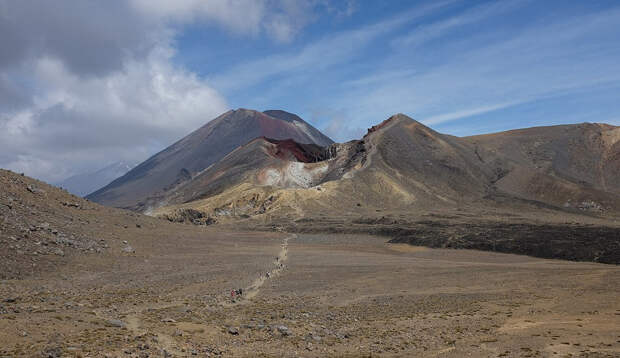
[226,233,295,305]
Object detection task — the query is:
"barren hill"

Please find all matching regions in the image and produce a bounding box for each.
[87,109,333,210]
[0,169,158,279]
[465,123,620,210]
[152,114,620,219]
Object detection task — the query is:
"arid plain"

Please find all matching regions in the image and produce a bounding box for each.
[1,225,618,357]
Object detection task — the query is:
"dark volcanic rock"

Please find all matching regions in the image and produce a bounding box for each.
[383,222,620,264]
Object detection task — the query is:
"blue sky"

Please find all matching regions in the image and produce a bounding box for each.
[176,0,620,140]
[0,0,619,181]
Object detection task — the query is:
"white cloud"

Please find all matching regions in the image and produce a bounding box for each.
[391,0,527,48]
[0,42,228,183]
[423,101,524,125]
[210,0,456,92]
[130,0,266,35]
[130,0,339,43]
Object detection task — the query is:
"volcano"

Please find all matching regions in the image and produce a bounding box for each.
[87,109,333,209]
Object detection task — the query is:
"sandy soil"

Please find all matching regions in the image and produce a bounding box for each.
[1,229,618,357]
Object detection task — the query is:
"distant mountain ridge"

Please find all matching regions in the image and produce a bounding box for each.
[87,109,333,209]
[56,161,136,197]
[86,107,620,226]
[144,113,620,224]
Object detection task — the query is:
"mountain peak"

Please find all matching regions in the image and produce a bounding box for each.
[88,108,333,209]
[233,107,261,114]
[364,113,424,137]
[389,113,431,127]
[262,109,304,123]
[391,113,413,120]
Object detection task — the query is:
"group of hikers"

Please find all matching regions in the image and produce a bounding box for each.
[229,257,285,301]
[230,288,243,300]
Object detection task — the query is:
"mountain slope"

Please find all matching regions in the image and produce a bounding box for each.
[466,123,620,192]
[465,123,620,210]
[358,116,620,212]
[56,161,136,197]
[150,114,620,224]
[87,109,333,209]
[0,169,163,279]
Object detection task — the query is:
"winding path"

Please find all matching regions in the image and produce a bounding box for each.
[228,233,295,304]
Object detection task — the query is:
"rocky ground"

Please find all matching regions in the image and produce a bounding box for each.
[1,231,618,357]
[0,169,163,280]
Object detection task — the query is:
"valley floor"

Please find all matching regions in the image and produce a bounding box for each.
[1,229,619,357]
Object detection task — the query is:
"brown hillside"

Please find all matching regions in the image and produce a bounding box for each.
[0,169,165,279]
[153,114,620,222]
[467,123,620,210]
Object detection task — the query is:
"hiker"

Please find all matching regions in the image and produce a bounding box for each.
[230,289,235,299]
[237,288,243,296]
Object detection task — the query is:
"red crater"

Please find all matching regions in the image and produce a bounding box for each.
[262,137,331,163]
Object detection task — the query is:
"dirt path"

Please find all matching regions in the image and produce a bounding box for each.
[92,234,296,354]
[228,234,295,303]
[87,233,295,355]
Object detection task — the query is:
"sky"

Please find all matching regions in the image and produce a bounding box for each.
[1,0,619,183]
